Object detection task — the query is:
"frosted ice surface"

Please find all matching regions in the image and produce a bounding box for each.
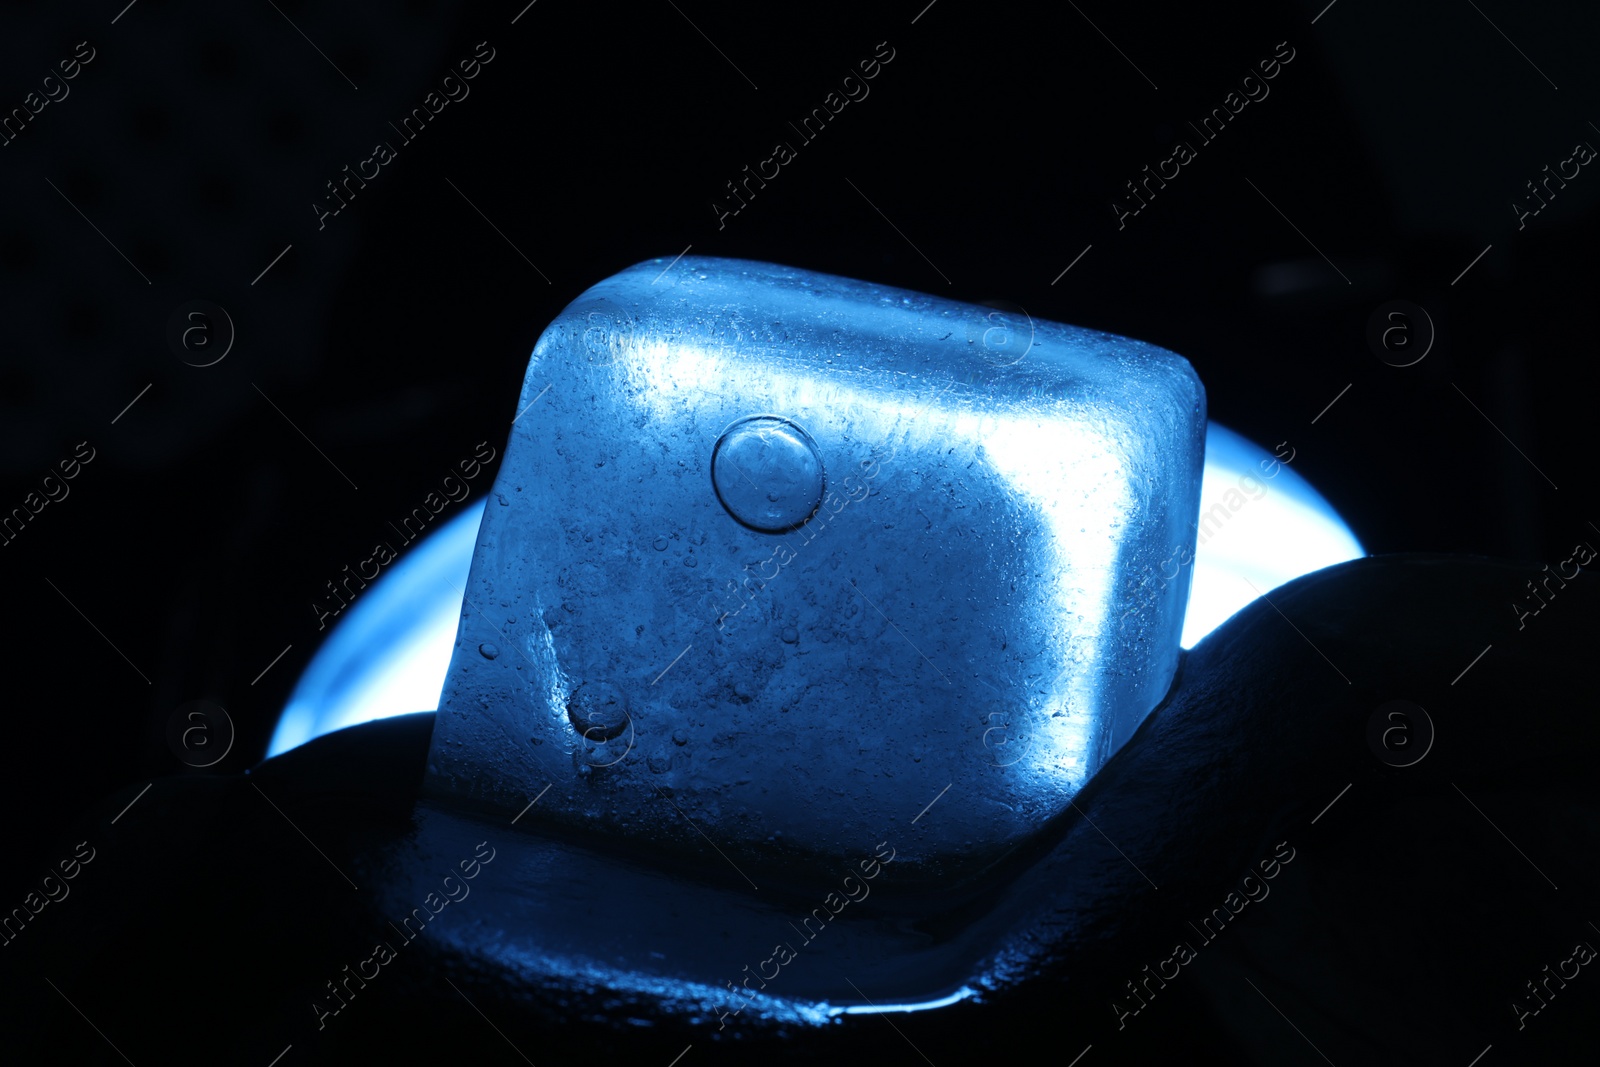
[424,257,1205,885]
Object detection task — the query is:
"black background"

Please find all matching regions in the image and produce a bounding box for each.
[2,0,1597,1058]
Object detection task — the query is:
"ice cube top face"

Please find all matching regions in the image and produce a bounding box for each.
[425,257,1205,888]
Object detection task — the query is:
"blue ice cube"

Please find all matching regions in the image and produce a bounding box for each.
[424,257,1205,885]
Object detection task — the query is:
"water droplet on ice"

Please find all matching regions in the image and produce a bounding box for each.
[566,681,630,741]
[711,415,824,532]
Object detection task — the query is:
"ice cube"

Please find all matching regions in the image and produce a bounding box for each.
[424,257,1205,885]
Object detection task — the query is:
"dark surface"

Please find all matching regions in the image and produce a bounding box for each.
[5,555,1596,1064]
[3,0,1598,1061]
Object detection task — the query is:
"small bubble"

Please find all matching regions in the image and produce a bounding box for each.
[780,627,798,644]
[653,536,668,552]
[567,681,630,741]
[479,643,500,659]
[672,729,689,746]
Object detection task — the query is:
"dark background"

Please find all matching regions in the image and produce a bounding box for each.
[2,0,1596,1057]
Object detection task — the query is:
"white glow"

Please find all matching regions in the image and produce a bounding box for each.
[979,410,1127,792]
[265,500,484,757]
[830,986,979,1015]
[1181,425,1363,648]
[267,424,1363,755]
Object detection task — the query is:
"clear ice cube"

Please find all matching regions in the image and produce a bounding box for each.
[424,257,1205,885]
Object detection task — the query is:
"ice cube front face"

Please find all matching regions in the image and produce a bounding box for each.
[425,257,1205,886]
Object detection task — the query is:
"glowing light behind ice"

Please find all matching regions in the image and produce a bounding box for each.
[1182,424,1364,648]
[265,500,484,757]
